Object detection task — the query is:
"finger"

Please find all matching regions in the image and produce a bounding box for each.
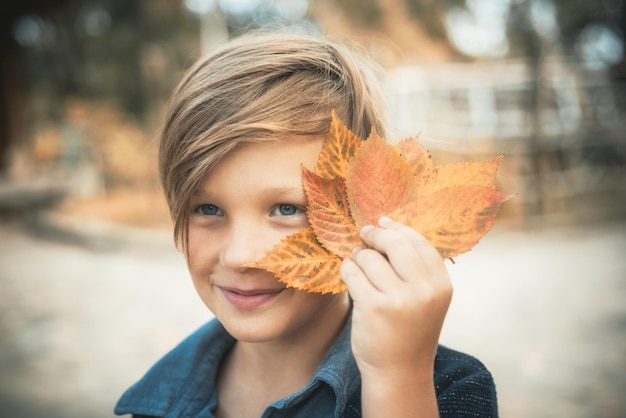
[339,258,382,300]
[380,218,449,281]
[359,222,430,283]
[350,246,404,291]
[365,218,448,283]
[378,217,444,267]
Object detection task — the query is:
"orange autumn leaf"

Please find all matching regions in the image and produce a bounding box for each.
[395,136,434,178]
[302,167,363,259]
[418,156,504,197]
[251,228,346,294]
[390,185,510,259]
[250,113,511,294]
[346,132,416,227]
[315,110,363,179]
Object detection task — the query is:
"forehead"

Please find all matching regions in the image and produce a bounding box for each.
[199,136,325,191]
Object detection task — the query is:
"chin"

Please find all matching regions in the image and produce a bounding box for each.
[220,318,290,343]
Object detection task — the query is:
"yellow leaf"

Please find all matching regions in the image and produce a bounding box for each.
[395,136,434,179]
[248,228,346,294]
[252,113,511,294]
[419,156,504,196]
[391,185,510,259]
[346,131,416,227]
[315,110,363,179]
[302,167,363,259]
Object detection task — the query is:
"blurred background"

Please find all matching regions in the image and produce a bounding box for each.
[0,0,624,417]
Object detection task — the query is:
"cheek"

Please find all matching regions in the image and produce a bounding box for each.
[296,291,347,312]
[185,248,218,302]
[185,231,219,275]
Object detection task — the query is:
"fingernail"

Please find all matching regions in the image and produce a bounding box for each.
[378,216,393,226]
[360,225,374,236]
[351,245,362,255]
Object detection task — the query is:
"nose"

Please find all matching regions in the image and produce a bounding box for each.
[219,224,267,271]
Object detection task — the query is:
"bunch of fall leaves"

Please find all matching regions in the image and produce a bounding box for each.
[248,112,510,294]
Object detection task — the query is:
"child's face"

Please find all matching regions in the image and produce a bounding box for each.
[186,137,350,344]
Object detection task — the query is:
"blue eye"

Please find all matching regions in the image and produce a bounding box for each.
[275,204,299,216]
[196,204,223,216]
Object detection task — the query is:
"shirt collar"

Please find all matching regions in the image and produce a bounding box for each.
[114,320,235,417]
[312,317,360,416]
[266,317,360,417]
[114,317,359,418]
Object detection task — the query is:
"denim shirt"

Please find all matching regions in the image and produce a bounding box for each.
[114,318,498,418]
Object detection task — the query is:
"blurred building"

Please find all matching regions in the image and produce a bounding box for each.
[386,57,626,221]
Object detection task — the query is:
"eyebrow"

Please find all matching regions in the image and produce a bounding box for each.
[192,186,304,197]
[263,186,305,195]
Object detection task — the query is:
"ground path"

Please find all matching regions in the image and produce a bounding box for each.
[0,218,624,417]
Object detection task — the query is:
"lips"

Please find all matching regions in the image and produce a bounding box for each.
[224,288,283,296]
[219,286,284,310]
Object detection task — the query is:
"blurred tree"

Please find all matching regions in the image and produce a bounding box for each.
[336,0,383,27]
[506,0,548,216]
[20,0,199,120]
[505,0,625,216]
[0,0,201,175]
[404,0,466,43]
[506,0,625,75]
[3,0,624,178]
[556,0,625,77]
[0,0,76,173]
[309,0,462,65]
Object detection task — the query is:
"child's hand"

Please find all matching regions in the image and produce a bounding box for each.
[340,217,452,416]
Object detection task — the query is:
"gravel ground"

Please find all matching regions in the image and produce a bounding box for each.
[0,216,624,418]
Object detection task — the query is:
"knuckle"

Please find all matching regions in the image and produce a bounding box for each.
[422,283,453,306]
[385,233,408,250]
[374,291,412,313]
[339,259,359,279]
[371,295,410,315]
[354,248,380,265]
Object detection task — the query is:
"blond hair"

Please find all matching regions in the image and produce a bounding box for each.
[159,31,387,247]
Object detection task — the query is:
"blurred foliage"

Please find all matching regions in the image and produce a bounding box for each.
[63,101,157,188]
[556,0,625,52]
[3,0,624,227]
[12,0,626,130]
[19,0,199,122]
[336,0,383,27]
[17,100,171,227]
[404,0,465,42]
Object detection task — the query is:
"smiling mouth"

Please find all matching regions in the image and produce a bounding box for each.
[222,287,284,296]
[219,287,284,310]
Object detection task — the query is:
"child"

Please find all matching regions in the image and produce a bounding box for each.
[115,31,498,418]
